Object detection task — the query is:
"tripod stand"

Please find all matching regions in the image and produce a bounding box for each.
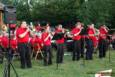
[3,24,19,77]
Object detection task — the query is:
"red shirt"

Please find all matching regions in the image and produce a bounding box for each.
[87,27,95,40]
[55,29,64,44]
[35,26,41,32]
[30,36,43,51]
[42,32,51,46]
[0,36,2,46]
[10,38,17,49]
[16,27,30,43]
[99,27,108,40]
[87,27,97,47]
[71,28,81,40]
[1,36,8,48]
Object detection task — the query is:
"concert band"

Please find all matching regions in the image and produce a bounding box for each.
[0,21,114,69]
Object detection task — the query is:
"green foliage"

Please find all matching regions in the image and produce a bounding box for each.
[2,0,115,28]
[78,0,112,27]
[31,0,79,24]
[16,0,32,22]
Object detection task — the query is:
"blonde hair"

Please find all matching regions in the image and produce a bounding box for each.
[1,24,7,32]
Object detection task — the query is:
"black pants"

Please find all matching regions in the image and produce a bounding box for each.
[86,39,94,60]
[99,39,107,58]
[81,38,85,58]
[0,46,3,64]
[18,43,32,68]
[112,40,115,50]
[43,45,52,66]
[56,43,64,63]
[72,40,81,61]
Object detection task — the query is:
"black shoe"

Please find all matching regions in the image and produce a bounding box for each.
[27,65,32,68]
[76,58,80,61]
[21,66,26,69]
[72,58,75,61]
[44,63,48,66]
[48,62,52,65]
[0,59,3,64]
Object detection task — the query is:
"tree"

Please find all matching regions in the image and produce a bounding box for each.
[78,0,112,27]
[16,0,32,22]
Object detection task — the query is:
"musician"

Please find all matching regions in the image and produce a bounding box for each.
[70,22,83,61]
[9,34,17,60]
[1,32,8,52]
[55,24,65,63]
[35,22,42,32]
[42,25,52,66]
[30,33,43,55]
[86,24,97,60]
[80,23,85,58]
[16,21,32,69]
[98,25,108,58]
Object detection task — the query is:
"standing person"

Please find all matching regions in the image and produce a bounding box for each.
[16,21,32,69]
[10,34,17,60]
[86,24,97,60]
[1,32,9,52]
[55,24,65,63]
[35,22,42,32]
[70,22,83,61]
[80,23,85,58]
[98,25,108,58]
[42,25,52,66]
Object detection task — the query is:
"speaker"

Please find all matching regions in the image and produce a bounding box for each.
[4,5,16,24]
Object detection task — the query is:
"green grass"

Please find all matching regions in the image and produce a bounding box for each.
[0,50,115,77]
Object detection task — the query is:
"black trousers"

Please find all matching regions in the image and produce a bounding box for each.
[81,38,85,58]
[43,45,52,66]
[72,40,81,61]
[98,39,107,58]
[86,39,94,60]
[0,46,3,64]
[112,40,115,50]
[56,43,64,63]
[18,43,32,68]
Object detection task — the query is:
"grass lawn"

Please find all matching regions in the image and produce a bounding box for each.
[0,50,115,77]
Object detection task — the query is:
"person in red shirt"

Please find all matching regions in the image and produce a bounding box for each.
[1,32,8,50]
[16,21,32,69]
[55,24,65,63]
[87,24,98,47]
[85,24,97,60]
[9,34,17,60]
[98,25,108,58]
[30,34,43,52]
[42,25,52,66]
[10,35,17,51]
[70,22,83,61]
[35,23,42,32]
